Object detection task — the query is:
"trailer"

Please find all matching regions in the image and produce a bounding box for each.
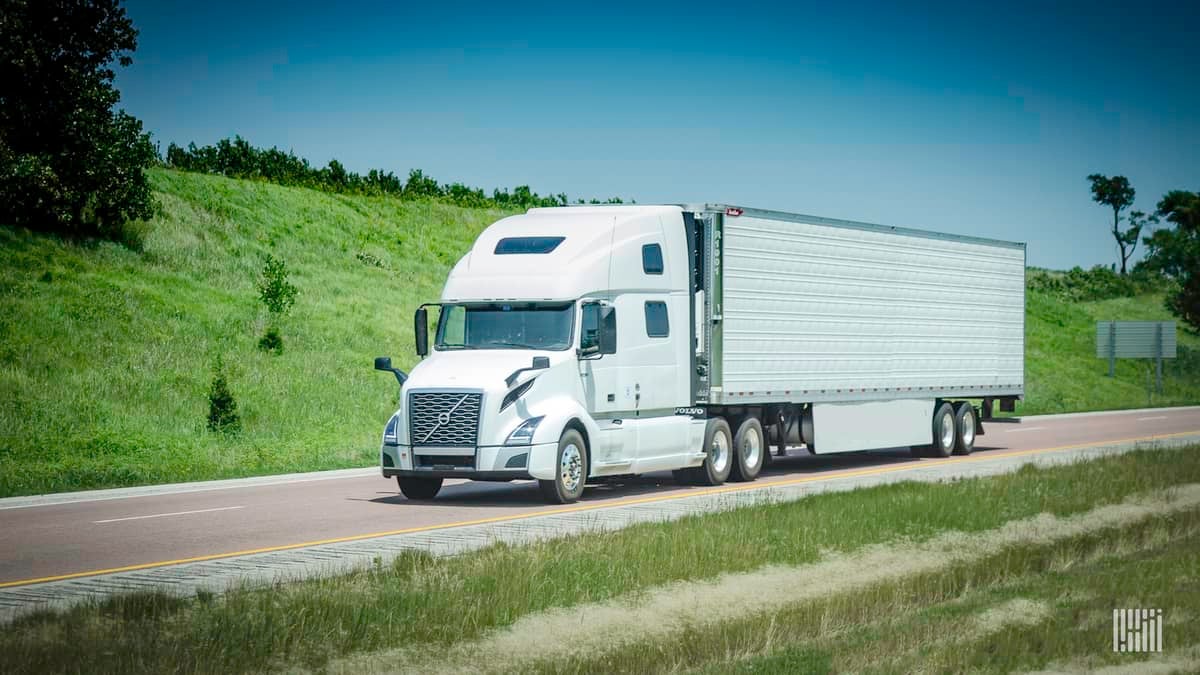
[374,204,1025,503]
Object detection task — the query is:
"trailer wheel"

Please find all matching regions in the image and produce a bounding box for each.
[730,417,765,482]
[538,429,588,504]
[923,402,956,458]
[691,417,733,486]
[397,477,443,500]
[953,402,977,455]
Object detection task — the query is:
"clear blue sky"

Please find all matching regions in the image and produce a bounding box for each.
[116,0,1198,270]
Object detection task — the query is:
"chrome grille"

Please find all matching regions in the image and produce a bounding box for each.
[408,391,482,447]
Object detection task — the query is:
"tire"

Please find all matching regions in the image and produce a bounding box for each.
[538,429,588,504]
[953,402,977,455]
[397,476,443,500]
[691,417,733,486]
[925,402,956,458]
[730,417,765,482]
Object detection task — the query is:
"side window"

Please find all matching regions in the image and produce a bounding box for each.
[644,301,668,338]
[642,243,664,275]
[580,303,600,352]
[580,302,617,354]
[437,305,466,346]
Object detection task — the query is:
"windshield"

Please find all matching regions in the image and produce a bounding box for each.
[435,303,574,351]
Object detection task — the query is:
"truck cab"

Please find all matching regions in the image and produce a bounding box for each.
[377,206,709,503]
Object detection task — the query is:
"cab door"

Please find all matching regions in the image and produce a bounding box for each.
[579,301,630,467]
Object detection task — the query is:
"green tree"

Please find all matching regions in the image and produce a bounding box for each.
[1143,189,1200,330]
[1087,174,1140,274]
[257,254,298,316]
[0,0,156,240]
[206,358,241,434]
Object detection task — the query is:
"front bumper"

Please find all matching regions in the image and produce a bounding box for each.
[381,442,557,481]
[383,468,532,481]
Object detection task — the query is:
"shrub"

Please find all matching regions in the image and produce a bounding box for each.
[1026,265,1169,302]
[206,360,241,434]
[257,326,283,354]
[257,254,297,316]
[163,136,627,208]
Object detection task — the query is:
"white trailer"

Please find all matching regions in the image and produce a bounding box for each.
[375,204,1025,503]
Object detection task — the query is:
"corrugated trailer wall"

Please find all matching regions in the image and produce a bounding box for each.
[712,208,1025,404]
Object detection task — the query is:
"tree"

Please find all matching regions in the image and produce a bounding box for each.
[257,255,298,316]
[0,0,156,241]
[1087,174,1140,274]
[1143,189,1200,330]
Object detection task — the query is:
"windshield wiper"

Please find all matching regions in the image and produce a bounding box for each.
[485,342,541,349]
[438,344,482,350]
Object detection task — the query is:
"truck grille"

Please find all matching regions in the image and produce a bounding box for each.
[408,392,482,447]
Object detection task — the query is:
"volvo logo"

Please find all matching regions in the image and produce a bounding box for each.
[420,394,471,444]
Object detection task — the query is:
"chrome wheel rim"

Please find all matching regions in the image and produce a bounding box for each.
[961,409,975,446]
[940,412,955,449]
[742,427,762,470]
[561,443,583,493]
[711,430,730,474]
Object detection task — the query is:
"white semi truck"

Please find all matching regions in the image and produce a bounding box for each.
[374,205,1025,503]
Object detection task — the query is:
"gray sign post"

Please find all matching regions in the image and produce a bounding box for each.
[1096,321,1177,392]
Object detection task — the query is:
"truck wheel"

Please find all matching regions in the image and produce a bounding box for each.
[730,417,765,482]
[397,477,443,500]
[692,417,733,486]
[925,402,956,458]
[538,429,588,504]
[953,402,977,455]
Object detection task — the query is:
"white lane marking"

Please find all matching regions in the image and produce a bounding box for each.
[94,506,244,524]
[1138,416,1169,421]
[1004,426,1045,433]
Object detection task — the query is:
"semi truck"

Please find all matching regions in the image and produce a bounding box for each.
[374,204,1025,504]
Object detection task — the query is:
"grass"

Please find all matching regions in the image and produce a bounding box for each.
[2,444,1200,674]
[1019,288,1200,414]
[0,169,520,496]
[691,508,1200,674]
[0,168,1197,496]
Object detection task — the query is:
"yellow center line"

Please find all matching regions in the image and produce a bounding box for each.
[3,428,1198,589]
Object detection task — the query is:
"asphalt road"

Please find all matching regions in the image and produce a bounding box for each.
[2,406,1199,589]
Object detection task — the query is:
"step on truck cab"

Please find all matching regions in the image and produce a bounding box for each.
[376,205,1026,504]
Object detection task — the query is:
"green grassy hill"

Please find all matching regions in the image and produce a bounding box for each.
[0,169,520,497]
[1,169,1197,496]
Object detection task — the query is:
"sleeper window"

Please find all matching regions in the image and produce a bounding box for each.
[642,243,664,275]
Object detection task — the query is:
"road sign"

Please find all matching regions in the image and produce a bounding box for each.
[1096,321,1176,391]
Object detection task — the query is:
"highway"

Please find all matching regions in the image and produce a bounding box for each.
[2,406,1199,592]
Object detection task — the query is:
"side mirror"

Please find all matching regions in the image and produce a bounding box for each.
[597,306,616,355]
[414,307,429,357]
[374,356,408,386]
[504,356,551,388]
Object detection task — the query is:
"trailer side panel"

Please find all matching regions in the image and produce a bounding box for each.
[713,209,1025,404]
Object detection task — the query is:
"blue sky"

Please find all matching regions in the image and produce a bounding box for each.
[116,0,1198,269]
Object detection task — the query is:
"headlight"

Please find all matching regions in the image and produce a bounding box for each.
[383,413,400,446]
[504,416,544,446]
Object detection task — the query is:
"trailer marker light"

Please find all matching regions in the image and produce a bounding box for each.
[725,207,743,217]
